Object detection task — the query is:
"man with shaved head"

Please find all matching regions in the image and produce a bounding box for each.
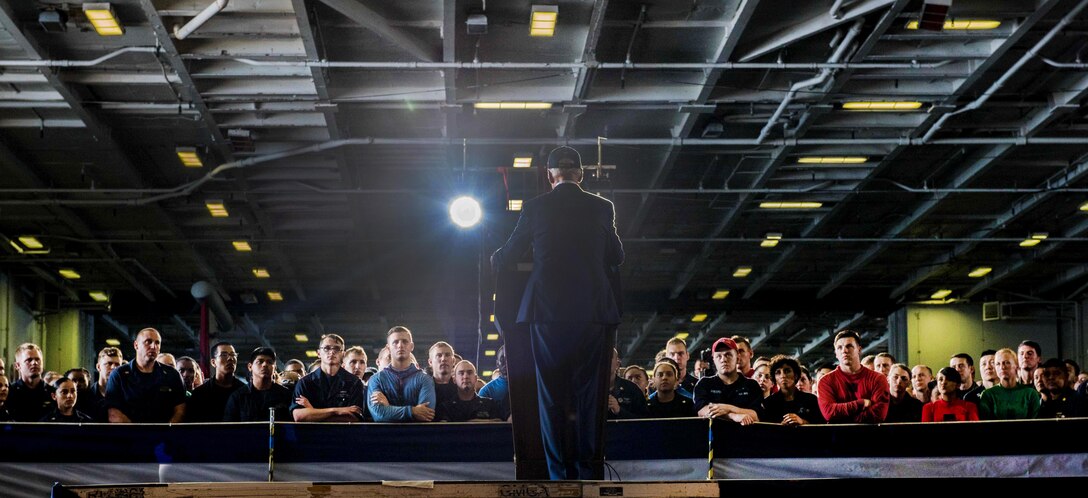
[106,328,187,423]
[437,360,501,422]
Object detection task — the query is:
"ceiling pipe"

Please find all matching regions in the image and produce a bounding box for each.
[920,0,1088,143]
[757,19,863,143]
[4,134,1088,207]
[1041,57,1088,69]
[829,0,846,19]
[173,0,229,40]
[191,281,233,332]
[0,46,157,67]
[0,51,952,71]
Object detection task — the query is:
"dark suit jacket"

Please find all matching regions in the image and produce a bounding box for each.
[493,182,624,324]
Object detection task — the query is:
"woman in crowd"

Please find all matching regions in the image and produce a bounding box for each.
[922,367,978,422]
[0,374,11,421]
[762,355,824,425]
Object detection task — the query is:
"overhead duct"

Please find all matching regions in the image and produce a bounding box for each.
[190,280,233,332]
[173,0,228,40]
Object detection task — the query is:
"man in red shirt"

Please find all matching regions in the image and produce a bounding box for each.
[817,330,889,423]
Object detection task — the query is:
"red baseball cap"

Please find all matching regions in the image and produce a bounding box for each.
[712,337,737,352]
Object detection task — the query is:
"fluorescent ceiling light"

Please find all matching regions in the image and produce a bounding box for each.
[691,313,708,323]
[530,5,558,37]
[252,268,271,278]
[930,289,953,300]
[205,200,229,218]
[842,101,924,111]
[1019,233,1047,247]
[513,156,533,168]
[232,241,252,252]
[906,19,1001,30]
[18,236,44,249]
[675,332,690,340]
[83,3,124,36]
[759,201,823,209]
[733,266,752,278]
[508,199,523,211]
[89,291,109,302]
[482,370,494,377]
[175,147,202,168]
[305,350,319,358]
[58,269,82,280]
[968,266,992,278]
[1080,201,1088,212]
[105,338,121,346]
[294,334,309,343]
[712,289,730,300]
[486,333,499,341]
[474,102,553,110]
[797,157,869,164]
[267,291,284,301]
[761,233,782,248]
[485,350,497,357]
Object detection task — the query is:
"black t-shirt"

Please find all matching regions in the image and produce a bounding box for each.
[430,380,456,415]
[223,383,294,422]
[187,377,246,422]
[960,383,985,405]
[75,386,109,422]
[647,391,696,418]
[105,362,188,423]
[1040,388,1078,418]
[7,379,54,422]
[438,395,501,422]
[290,367,366,418]
[679,373,698,394]
[761,391,825,424]
[39,408,95,423]
[609,377,649,419]
[885,395,923,423]
[693,374,763,415]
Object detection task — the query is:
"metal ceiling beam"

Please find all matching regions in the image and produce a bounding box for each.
[100,315,133,343]
[750,311,796,350]
[1035,264,1088,296]
[669,147,789,299]
[687,312,728,354]
[317,0,439,62]
[861,333,888,355]
[816,144,1015,299]
[623,0,761,237]
[171,315,200,347]
[737,0,894,61]
[561,0,608,138]
[137,0,231,158]
[890,159,1088,299]
[745,1,1062,300]
[621,312,658,363]
[0,1,226,301]
[965,217,1088,298]
[26,266,80,301]
[799,312,864,357]
[810,2,1064,299]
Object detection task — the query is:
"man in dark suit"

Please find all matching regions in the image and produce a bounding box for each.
[492,146,624,480]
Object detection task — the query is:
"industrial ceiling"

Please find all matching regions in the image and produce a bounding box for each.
[2,0,1088,370]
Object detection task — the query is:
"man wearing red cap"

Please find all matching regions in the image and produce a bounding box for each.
[817,330,889,423]
[492,146,624,480]
[693,337,762,424]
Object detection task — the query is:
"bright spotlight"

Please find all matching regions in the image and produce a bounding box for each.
[449,196,483,228]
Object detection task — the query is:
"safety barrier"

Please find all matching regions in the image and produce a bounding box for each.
[1,418,1085,498]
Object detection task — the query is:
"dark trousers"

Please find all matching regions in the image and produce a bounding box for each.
[529,322,615,480]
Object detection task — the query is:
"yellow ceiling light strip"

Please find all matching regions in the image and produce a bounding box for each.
[58,269,82,280]
[906,19,1001,30]
[474,102,553,110]
[205,200,229,218]
[232,241,252,252]
[797,157,869,164]
[968,266,992,278]
[267,291,284,302]
[759,201,823,209]
[711,289,730,300]
[83,3,125,36]
[842,101,924,111]
[530,5,558,37]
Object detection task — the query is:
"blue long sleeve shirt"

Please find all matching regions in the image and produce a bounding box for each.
[366,364,436,422]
